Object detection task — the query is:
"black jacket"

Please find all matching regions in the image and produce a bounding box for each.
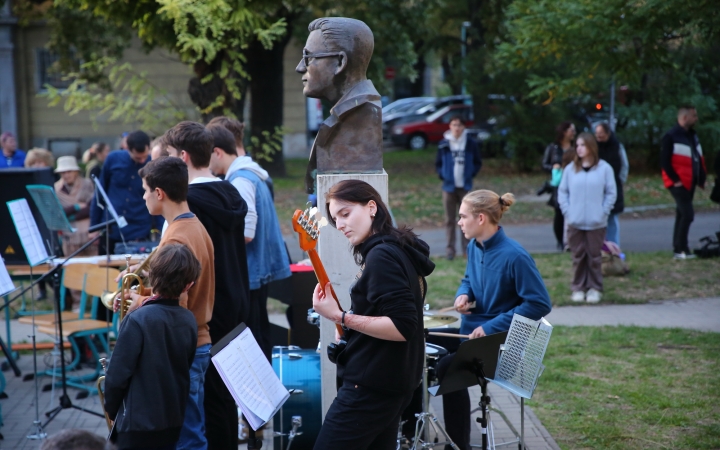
[337,233,435,394]
[541,143,564,173]
[187,181,253,344]
[597,133,625,214]
[105,298,197,449]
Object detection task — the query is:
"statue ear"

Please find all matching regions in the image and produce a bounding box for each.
[334,51,348,75]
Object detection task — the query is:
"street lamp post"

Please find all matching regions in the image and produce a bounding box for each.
[461,21,471,96]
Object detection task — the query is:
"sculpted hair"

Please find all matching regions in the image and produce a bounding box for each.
[573,132,599,172]
[138,156,188,203]
[462,190,515,225]
[308,17,373,74]
[164,121,213,168]
[325,179,418,264]
[207,116,245,148]
[126,130,150,153]
[206,124,237,156]
[148,244,201,299]
[554,121,573,145]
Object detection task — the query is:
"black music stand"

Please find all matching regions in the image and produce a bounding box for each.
[428,331,508,450]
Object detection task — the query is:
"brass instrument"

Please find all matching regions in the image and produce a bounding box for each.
[97,357,113,431]
[101,250,156,322]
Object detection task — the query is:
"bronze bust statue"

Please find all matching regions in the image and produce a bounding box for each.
[296,17,383,194]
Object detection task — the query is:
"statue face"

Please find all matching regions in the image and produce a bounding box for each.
[296,31,341,100]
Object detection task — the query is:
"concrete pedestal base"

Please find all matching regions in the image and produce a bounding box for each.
[316,171,388,418]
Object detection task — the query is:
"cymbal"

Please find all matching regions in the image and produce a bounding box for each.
[423,314,458,329]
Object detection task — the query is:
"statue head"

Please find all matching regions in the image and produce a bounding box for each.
[296,17,374,104]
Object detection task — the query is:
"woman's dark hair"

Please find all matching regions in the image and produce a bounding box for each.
[148,244,201,299]
[554,121,574,145]
[325,180,417,264]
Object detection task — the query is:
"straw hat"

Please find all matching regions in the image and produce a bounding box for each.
[55,155,81,173]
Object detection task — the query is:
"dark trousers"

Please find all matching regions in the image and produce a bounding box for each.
[250,284,271,361]
[401,329,470,450]
[443,188,469,258]
[314,381,414,450]
[204,363,238,450]
[120,444,176,450]
[553,206,564,248]
[567,226,606,292]
[669,186,696,253]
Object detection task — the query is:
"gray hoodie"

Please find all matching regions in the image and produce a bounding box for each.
[558,160,617,231]
[225,156,269,239]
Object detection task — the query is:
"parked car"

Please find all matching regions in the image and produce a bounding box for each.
[390,104,475,150]
[382,95,471,141]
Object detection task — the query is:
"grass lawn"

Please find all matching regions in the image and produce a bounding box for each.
[531,326,720,449]
[274,148,718,234]
[425,251,720,309]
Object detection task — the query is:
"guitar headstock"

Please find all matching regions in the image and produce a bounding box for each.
[292,203,328,252]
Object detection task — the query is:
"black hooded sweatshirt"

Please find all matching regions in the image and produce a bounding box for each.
[597,133,625,214]
[186,181,253,343]
[336,233,435,394]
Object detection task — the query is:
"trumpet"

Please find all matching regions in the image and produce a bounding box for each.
[97,357,113,431]
[101,249,156,321]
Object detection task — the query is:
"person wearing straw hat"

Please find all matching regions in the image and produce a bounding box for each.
[54,156,97,258]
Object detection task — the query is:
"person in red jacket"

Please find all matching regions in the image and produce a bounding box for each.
[661,105,707,259]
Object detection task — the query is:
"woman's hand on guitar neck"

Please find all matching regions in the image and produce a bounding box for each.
[313,282,343,324]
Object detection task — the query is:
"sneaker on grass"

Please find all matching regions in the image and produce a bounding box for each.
[586,288,602,303]
[673,252,697,260]
[571,291,585,302]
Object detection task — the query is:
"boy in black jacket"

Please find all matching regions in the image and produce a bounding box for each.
[104,244,200,450]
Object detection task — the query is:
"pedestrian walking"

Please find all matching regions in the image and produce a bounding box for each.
[595,122,627,246]
[661,105,707,259]
[541,121,576,250]
[436,116,482,260]
[558,132,616,303]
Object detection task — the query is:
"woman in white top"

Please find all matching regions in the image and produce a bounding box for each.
[558,132,616,303]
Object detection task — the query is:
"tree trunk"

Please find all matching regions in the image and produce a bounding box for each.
[246,32,293,177]
[188,54,248,123]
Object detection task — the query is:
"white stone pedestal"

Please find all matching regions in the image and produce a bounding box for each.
[316,171,388,418]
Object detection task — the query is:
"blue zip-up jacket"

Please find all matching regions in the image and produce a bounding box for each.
[435,135,482,192]
[227,169,291,289]
[456,227,552,335]
[90,150,154,240]
[0,149,26,168]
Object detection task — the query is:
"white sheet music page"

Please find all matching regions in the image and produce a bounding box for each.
[211,327,289,430]
[0,257,16,296]
[7,199,50,266]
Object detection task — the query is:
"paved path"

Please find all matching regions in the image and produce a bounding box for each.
[284,212,720,261]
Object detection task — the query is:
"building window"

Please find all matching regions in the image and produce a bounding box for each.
[35,48,74,91]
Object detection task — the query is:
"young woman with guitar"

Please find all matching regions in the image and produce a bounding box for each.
[310,180,435,450]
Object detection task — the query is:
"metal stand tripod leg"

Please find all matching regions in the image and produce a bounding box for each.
[26,264,47,440]
[410,335,459,450]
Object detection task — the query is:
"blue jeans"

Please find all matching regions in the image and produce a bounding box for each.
[606,213,620,246]
[177,343,211,450]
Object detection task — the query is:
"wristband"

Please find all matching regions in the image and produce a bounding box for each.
[341,310,352,331]
[74,204,80,211]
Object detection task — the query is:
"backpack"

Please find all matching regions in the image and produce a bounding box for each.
[601,241,629,276]
[694,232,720,259]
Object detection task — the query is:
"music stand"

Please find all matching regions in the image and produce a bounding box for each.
[486,315,553,450]
[427,331,507,450]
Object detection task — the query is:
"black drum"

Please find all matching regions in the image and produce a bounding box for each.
[425,343,448,385]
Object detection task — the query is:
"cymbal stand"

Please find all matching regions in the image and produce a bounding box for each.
[410,334,459,450]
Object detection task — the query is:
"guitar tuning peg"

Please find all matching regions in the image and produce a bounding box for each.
[309,207,318,218]
[318,217,328,228]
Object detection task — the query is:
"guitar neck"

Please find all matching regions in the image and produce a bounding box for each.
[307,249,344,335]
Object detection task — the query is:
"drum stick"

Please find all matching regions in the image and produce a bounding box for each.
[428,332,470,339]
[437,302,476,314]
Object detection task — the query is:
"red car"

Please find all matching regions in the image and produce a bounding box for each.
[390,105,475,150]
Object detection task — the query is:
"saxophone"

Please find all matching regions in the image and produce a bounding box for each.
[97,357,113,431]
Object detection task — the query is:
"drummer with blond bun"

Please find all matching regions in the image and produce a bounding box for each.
[406,189,552,450]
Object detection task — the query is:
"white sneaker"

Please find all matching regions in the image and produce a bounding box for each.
[673,252,697,260]
[571,291,585,302]
[586,288,602,303]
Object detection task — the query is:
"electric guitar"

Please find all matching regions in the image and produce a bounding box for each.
[292,204,347,363]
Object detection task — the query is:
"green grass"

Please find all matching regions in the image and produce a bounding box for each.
[275,148,718,234]
[530,326,720,449]
[424,251,720,309]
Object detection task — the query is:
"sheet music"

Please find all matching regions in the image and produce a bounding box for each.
[91,175,128,228]
[0,257,16,296]
[211,328,289,430]
[7,199,50,266]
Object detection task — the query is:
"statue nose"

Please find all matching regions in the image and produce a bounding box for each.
[295,61,306,74]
